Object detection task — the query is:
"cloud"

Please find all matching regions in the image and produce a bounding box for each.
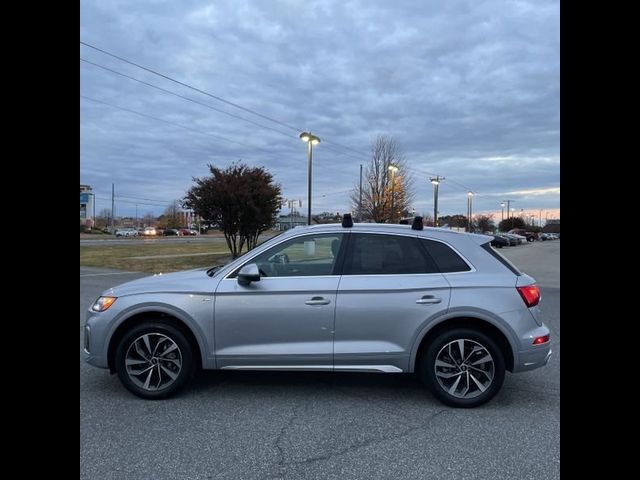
[80,0,559,217]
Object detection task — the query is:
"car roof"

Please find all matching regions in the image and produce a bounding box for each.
[285,222,493,245]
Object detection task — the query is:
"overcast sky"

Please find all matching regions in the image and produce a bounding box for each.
[80,0,559,222]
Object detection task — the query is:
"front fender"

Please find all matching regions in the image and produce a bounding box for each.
[105,297,214,369]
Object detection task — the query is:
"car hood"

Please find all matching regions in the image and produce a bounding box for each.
[104,268,216,297]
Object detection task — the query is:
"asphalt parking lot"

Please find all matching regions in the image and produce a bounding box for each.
[80,241,560,480]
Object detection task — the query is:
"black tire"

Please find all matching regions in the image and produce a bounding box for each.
[420,328,505,408]
[115,321,194,399]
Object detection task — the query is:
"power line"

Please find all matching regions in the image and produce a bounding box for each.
[81,59,371,163]
[80,94,278,155]
[80,42,485,199]
[80,41,301,133]
[80,42,377,163]
[80,57,296,140]
[117,194,174,203]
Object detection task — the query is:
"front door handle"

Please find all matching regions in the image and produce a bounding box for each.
[305,296,331,306]
[416,295,442,305]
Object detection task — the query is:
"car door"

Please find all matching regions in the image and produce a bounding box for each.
[334,232,451,372]
[214,233,346,370]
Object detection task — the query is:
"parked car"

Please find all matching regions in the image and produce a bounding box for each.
[490,235,510,248]
[115,228,138,237]
[142,227,157,236]
[164,228,179,236]
[498,233,518,246]
[508,229,537,242]
[178,228,198,236]
[84,219,551,408]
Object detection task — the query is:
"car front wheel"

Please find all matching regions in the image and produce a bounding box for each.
[421,328,505,408]
[115,322,194,399]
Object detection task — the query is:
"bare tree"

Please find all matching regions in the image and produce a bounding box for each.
[350,135,414,222]
[159,200,182,229]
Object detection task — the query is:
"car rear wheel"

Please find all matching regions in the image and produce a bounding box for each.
[420,328,505,408]
[115,322,194,399]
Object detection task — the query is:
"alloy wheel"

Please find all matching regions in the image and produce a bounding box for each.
[125,333,183,391]
[434,339,495,399]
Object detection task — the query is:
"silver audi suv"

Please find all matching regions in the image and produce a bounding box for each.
[84,217,551,408]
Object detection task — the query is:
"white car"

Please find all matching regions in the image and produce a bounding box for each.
[115,228,138,237]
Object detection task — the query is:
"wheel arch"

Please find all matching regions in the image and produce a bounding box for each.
[410,313,516,373]
[106,307,206,373]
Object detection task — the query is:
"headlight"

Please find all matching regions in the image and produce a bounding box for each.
[91,296,117,312]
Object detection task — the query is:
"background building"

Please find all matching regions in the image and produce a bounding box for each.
[80,184,95,227]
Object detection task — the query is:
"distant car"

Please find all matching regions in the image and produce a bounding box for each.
[178,228,198,236]
[115,228,138,237]
[142,227,157,236]
[490,235,510,248]
[84,221,551,407]
[510,234,527,244]
[499,233,518,246]
[164,229,179,236]
[508,229,537,242]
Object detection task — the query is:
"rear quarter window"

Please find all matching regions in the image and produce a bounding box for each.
[420,239,471,273]
[481,243,522,275]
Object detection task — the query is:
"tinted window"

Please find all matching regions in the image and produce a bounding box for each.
[344,234,438,275]
[481,243,521,275]
[420,239,471,272]
[243,234,343,277]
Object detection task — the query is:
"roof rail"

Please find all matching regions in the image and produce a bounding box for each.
[342,213,353,228]
[411,216,424,230]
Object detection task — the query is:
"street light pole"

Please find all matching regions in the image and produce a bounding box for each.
[501,202,505,223]
[467,191,474,232]
[388,165,398,223]
[503,200,515,221]
[299,132,320,226]
[430,176,444,226]
[359,164,363,222]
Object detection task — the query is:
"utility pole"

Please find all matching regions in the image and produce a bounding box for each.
[539,209,543,228]
[503,200,515,220]
[111,183,115,233]
[359,164,363,222]
[467,192,474,232]
[135,204,138,228]
[430,176,444,226]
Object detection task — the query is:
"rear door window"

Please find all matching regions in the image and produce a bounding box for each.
[343,234,439,275]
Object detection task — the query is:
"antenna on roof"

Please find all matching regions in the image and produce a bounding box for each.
[411,216,424,230]
[342,213,353,228]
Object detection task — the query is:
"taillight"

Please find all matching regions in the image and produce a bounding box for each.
[517,284,540,307]
[533,334,550,345]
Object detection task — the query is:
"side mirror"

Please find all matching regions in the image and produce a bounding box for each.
[237,263,260,286]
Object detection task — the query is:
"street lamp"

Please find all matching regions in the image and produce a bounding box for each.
[299,132,320,225]
[430,176,444,226]
[500,202,505,222]
[388,165,399,223]
[467,191,474,232]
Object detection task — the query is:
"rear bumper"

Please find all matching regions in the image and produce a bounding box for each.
[514,345,552,372]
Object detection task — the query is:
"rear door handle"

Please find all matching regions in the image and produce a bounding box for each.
[305,296,331,306]
[416,295,442,305]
